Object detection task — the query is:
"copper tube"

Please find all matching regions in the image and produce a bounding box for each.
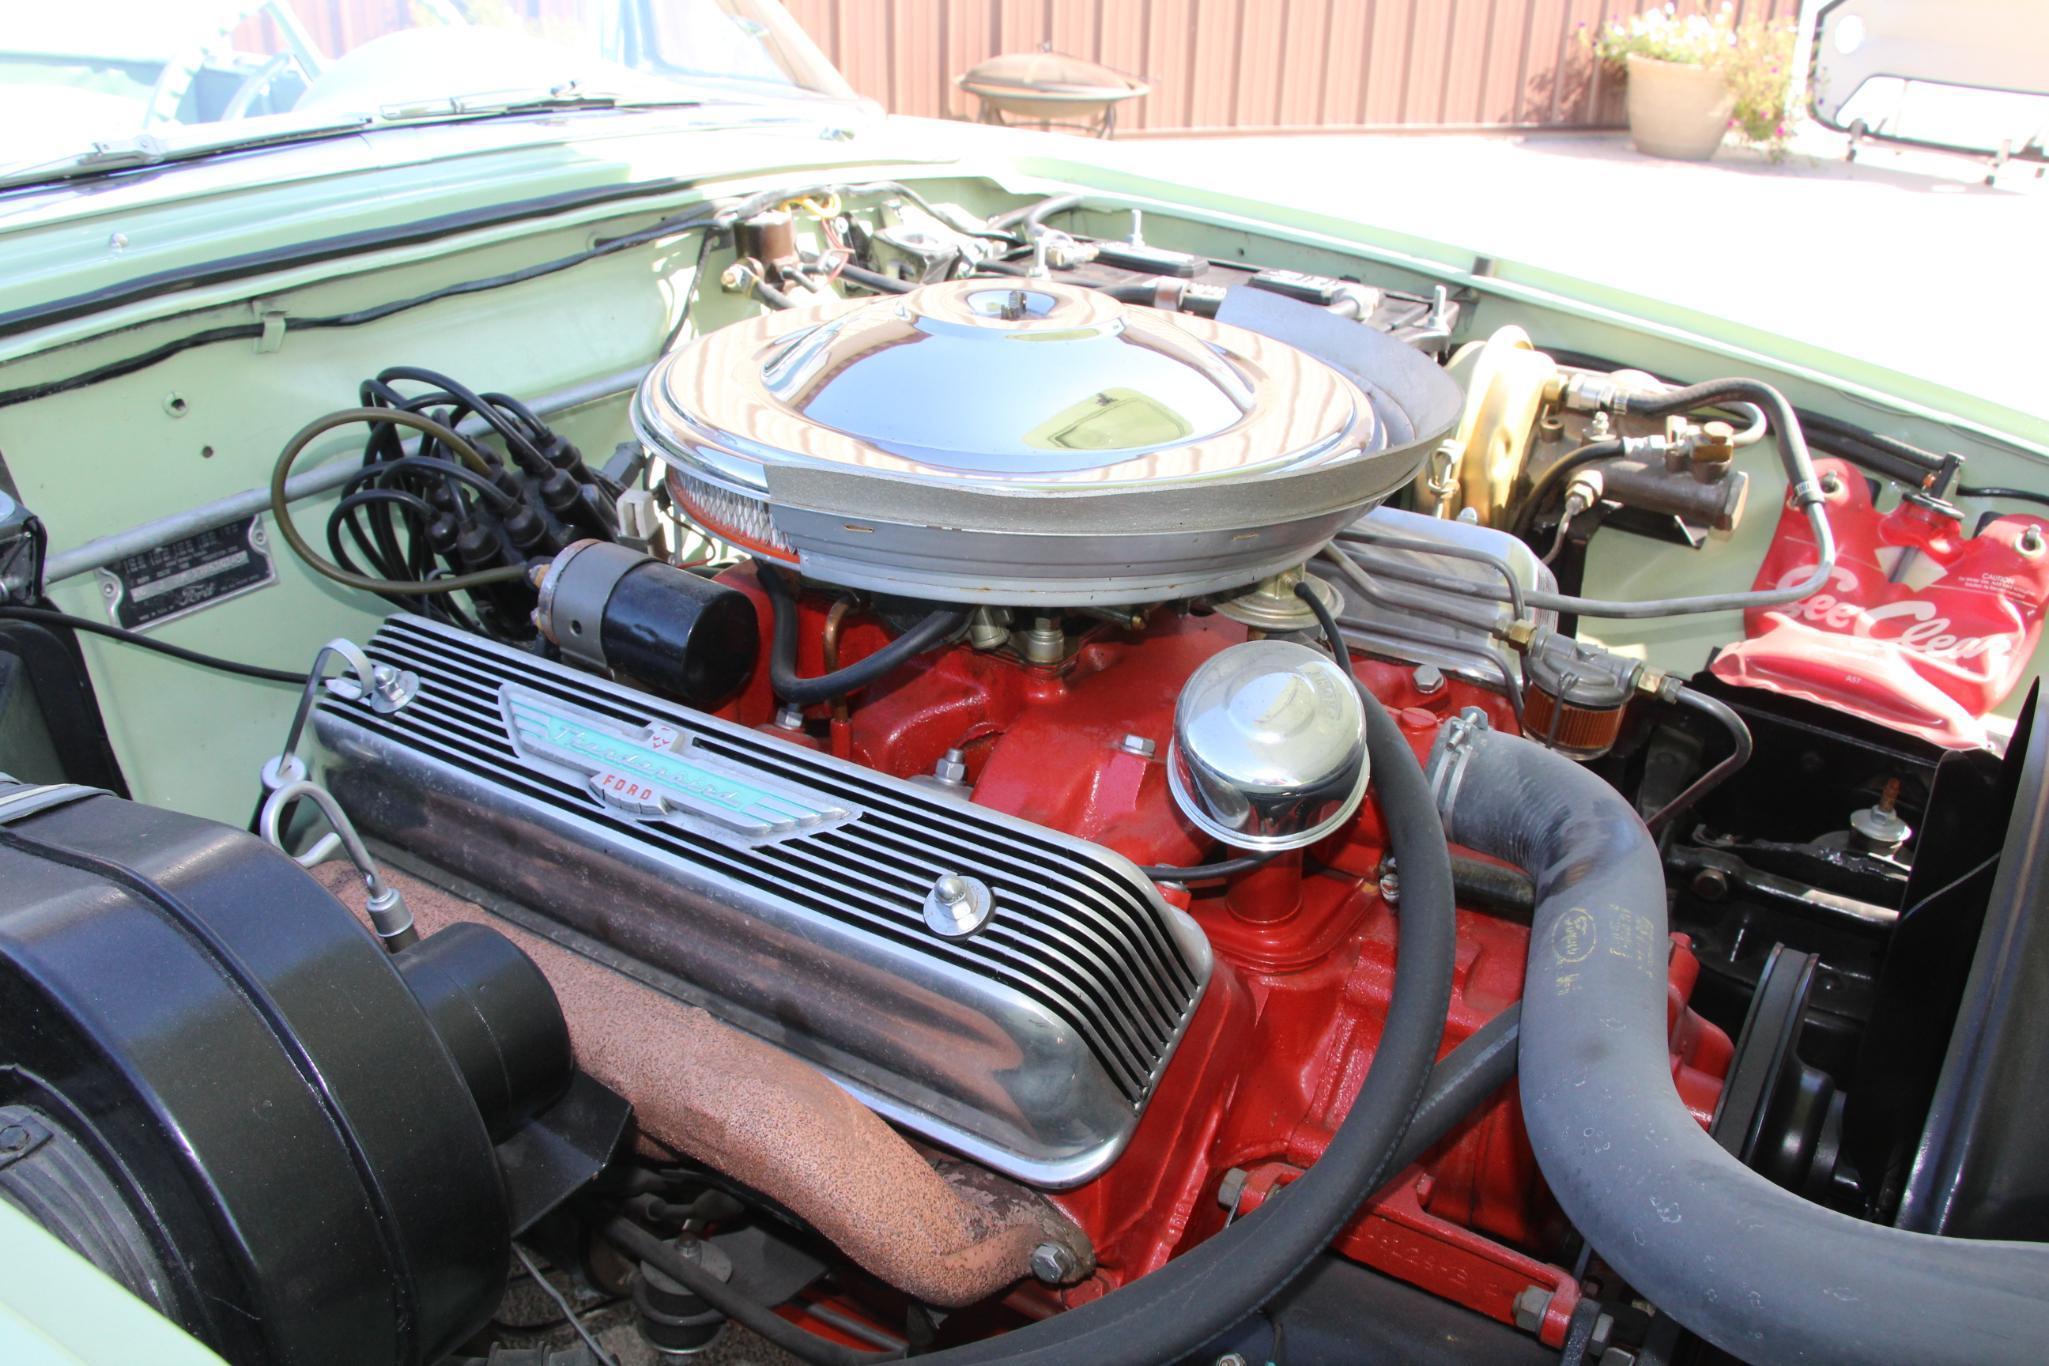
[821,596,855,757]
[821,597,853,722]
[317,864,1090,1307]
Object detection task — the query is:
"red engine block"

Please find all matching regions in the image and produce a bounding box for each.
[714,567,1731,1346]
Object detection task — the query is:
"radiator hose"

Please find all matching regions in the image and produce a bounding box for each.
[1430,716,2049,1365]
[919,590,1458,1366]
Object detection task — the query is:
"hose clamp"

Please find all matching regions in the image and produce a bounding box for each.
[1425,441,1461,503]
[1425,706,1493,830]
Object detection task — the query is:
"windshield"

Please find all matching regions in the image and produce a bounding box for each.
[0,0,856,172]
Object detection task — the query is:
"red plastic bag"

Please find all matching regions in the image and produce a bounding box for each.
[1711,459,2049,750]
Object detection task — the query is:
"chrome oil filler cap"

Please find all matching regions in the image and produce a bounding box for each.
[1166,639,1369,852]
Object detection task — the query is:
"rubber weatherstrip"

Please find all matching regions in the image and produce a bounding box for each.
[0,174,707,341]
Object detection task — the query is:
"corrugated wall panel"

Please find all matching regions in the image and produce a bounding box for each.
[1231,1,1283,129]
[1097,1,1153,127]
[229,0,1808,139]
[1363,2,1418,125]
[1146,0,1201,130]
[943,0,996,121]
[1319,0,1371,125]
[1186,0,1243,129]
[1275,0,1331,128]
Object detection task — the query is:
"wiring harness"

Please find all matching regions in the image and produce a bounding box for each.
[286,367,628,638]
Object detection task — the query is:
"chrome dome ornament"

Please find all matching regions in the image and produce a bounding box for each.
[637,279,1457,605]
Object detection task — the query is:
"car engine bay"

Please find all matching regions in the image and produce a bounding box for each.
[2,177,2047,1366]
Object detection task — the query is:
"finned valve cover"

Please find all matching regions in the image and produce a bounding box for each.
[636,279,1451,605]
[315,615,1212,1187]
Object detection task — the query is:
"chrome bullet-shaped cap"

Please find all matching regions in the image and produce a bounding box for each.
[1166,640,1370,852]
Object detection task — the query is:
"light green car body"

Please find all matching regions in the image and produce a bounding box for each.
[0,100,2043,1358]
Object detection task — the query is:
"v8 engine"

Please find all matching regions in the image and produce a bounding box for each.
[7,189,2048,1366]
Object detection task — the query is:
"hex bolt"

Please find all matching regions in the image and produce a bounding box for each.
[1214,1356,1248,1366]
[774,705,805,731]
[1119,733,1157,759]
[365,663,420,714]
[932,748,969,786]
[1029,1242,1079,1283]
[1411,662,1446,694]
[1512,1285,1553,1333]
[1690,866,1730,901]
[0,1124,30,1155]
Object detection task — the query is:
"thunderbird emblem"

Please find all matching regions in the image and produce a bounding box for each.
[500,684,855,844]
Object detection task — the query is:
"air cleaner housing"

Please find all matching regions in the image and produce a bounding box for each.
[636,279,1453,605]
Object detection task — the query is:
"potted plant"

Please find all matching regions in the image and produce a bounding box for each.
[1591,4,1797,162]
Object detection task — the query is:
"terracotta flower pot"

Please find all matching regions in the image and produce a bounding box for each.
[1624,53,1735,161]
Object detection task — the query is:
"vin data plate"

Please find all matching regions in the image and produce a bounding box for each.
[96,515,276,631]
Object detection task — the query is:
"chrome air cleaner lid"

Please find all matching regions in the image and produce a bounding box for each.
[637,278,1455,605]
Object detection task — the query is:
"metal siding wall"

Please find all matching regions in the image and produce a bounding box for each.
[233,0,1806,136]
[798,0,1801,135]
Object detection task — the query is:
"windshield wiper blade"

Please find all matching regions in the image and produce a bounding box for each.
[0,118,371,193]
[0,88,717,194]
[376,82,702,122]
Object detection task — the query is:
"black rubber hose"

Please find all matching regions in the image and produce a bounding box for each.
[837,262,915,294]
[755,563,967,708]
[1449,854,1535,916]
[1382,1003,1521,1180]
[896,587,1456,1366]
[1436,724,2049,1365]
[600,1218,897,1366]
[1957,483,2049,510]
[1133,850,1278,883]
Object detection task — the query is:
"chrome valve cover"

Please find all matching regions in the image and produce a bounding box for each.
[313,615,1211,1187]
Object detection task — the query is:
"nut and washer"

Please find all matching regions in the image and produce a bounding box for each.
[923,872,994,938]
[932,748,969,786]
